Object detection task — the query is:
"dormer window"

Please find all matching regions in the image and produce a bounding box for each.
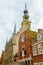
[42,34,43,39]
[37,34,42,41]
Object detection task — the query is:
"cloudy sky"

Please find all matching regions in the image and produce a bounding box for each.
[0,0,43,56]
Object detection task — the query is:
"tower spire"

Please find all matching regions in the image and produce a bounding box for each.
[25,2,27,10]
[14,22,16,34]
[24,2,28,14]
[23,2,29,20]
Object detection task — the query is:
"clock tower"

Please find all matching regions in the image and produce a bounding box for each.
[21,3,31,30]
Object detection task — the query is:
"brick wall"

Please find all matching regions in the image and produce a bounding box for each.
[18,30,31,60]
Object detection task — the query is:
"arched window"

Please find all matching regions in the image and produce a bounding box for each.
[20,34,26,43]
[20,46,26,56]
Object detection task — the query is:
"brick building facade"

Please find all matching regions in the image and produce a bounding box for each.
[18,29,43,65]
[18,4,43,65]
[32,29,43,65]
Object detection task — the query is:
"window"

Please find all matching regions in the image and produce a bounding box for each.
[32,45,37,56]
[39,62,43,65]
[38,43,43,54]
[22,50,25,56]
[20,46,26,57]
[33,63,38,65]
[20,50,26,57]
[21,46,26,56]
[37,34,42,41]
[33,62,43,65]
[22,50,26,56]
[20,34,26,43]
[40,34,43,39]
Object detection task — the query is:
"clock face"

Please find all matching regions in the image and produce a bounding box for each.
[20,34,26,43]
[37,34,42,41]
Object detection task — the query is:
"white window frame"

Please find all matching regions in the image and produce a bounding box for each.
[39,62,43,65]
[38,43,43,54]
[21,34,25,43]
[37,34,42,41]
[33,63,38,65]
[22,46,25,57]
[32,45,37,56]
[33,62,43,65]
[22,50,24,56]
